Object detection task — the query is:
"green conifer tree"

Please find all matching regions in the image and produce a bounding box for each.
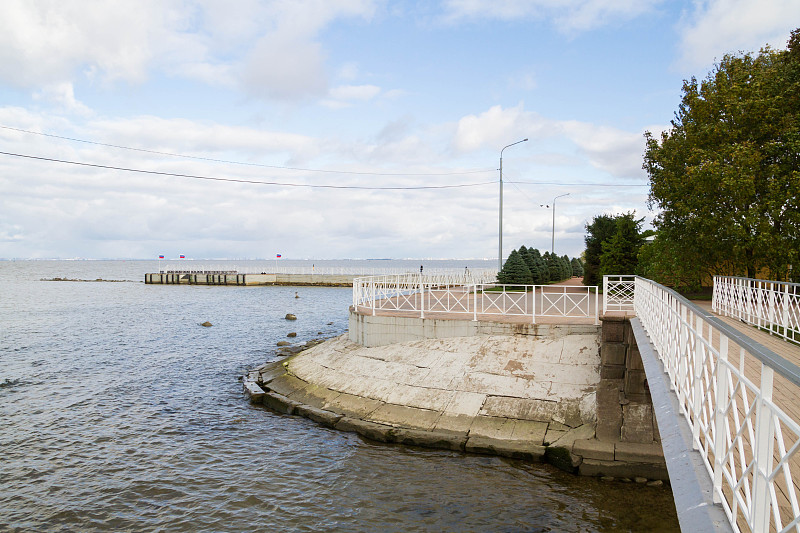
[498,250,533,285]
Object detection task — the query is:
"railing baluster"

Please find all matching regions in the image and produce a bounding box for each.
[751,365,775,532]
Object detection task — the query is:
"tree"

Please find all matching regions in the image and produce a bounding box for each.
[644,34,800,282]
[571,257,584,277]
[599,213,646,277]
[497,249,532,285]
[561,255,572,279]
[544,252,563,282]
[583,214,618,286]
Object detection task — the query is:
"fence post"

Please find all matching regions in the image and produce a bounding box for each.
[532,285,536,324]
[602,276,608,314]
[783,283,790,342]
[371,277,376,316]
[768,282,776,336]
[712,334,729,503]
[594,286,600,325]
[751,365,775,532]
[420,276,425,319]
[712,275,718,313]
[692,313,703,448]
[473,284,478,322]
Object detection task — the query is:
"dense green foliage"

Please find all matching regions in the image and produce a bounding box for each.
[583,214,618,286]
[583,212,649,286]
[643,30,800,286]
[499,246,581,285]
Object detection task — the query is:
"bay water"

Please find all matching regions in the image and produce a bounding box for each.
[0,260,679,532]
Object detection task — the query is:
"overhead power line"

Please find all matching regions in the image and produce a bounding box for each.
[507,180,648,188]
[0,124,494,177]
[0,151,496,190]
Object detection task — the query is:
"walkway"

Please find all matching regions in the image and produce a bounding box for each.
[694,299,800,531]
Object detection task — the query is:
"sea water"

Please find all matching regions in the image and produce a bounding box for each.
[0,260,679,532]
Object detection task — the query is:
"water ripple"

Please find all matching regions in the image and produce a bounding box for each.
[0,261,679,532]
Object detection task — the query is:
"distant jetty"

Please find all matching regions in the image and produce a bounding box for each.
[144,271,355,287]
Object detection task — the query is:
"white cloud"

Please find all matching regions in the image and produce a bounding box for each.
[0,0,376,102]
[677,0,800,70]
[442,0,663,32]
[32,83,92,116]
[452,104,646,179]
[321,84,383,108]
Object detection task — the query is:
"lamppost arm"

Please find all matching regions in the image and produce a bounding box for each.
[498,138,528,272]
[551,192,570,255]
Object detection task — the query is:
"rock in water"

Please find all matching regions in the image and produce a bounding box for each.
[287,332,297,337]
[285,313,297,320]
[201,321,213,327]
[277,341,290,346]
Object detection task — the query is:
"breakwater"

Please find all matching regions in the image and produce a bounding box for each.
[145,272,355,286]
[245,309,668,482]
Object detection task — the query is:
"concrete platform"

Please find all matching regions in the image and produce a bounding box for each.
[245,331,669,480]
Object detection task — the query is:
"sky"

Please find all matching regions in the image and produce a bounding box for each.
[0,0,797,261]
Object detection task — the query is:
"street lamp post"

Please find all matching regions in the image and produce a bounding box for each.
[551,192,569,254]
[499,138,528,271]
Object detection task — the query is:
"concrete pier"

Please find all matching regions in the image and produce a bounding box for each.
[145,272,355,286]
[245,310,668,481]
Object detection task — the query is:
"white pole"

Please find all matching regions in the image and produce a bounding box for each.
[551,192,569,255]
[499,138,528,272]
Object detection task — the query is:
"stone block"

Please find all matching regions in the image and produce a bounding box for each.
[596,380,622,442]
[324,392,383,419]
[573,438,615,461]
[550,424,596,449]
[392,427,466,452]
[465,436,546,461]
[626,343,644,370]
[624,369,648,396]
[579,459,669,481]
[601,319,626,342]
[262,391,301,415]
[433,413,475,434]
[334,417,393,443]
[266,373,308,397]
[621,403,654,443]
[544,446,582,473]
[601,342,627,366]
[294,404,343,428]
[510,420,548,444]
[614,441,665,464]
[600,365,626,380]
[368,403,440,430]
[468,415,516,439]
[242,380,265,403]
[544,429,566,446]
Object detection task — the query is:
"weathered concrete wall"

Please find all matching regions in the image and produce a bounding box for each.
[348,308,600,347]
[569,315,667,480]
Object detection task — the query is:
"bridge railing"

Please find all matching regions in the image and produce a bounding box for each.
[606,275,800,533]
[713,276,800,347]
[353,274,599,324]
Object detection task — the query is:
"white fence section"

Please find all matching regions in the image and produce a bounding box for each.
[713,276,800,347]
[353,274,599,324]
[602,275,636,313]
[605,275,800,533]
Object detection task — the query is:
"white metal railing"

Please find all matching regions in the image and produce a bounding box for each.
[616,275,800,533]
[353,274,599,324]
[603,274,636,313]
[713,276,800,347]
